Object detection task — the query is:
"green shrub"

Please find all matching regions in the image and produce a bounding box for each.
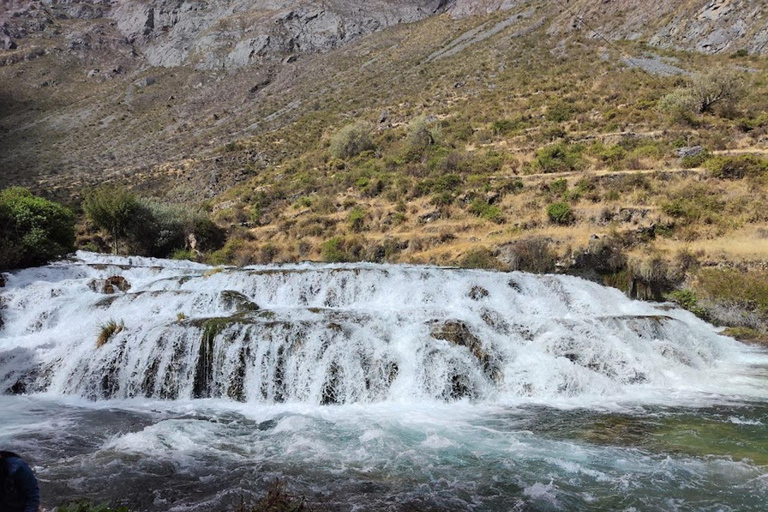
[706,155,768,180]
[469,199,503,223]
[348,208,366,232]
[592,143,627,167]
[127,200,225,258]
[430,192,454,206]
[667,289,707,318]
[329,121,374,159]
[207,238,245,265]
[171,249,196,261]
[460,248,504,270]
[406,115,441,158]
[491,117,527,136]
[546,101,574,123]
[535,143,585,173]
[549,178,568,196]
[322,237,352,262]
[661,185,724,224]
[659,89,699,115]
[546,202,574,225]
[0,187,75,270]
[432,173,463,193]
[680,150,710,169]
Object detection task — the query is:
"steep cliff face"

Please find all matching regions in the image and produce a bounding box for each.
[3,1,767,70]
[2,1,451,69]
[446,0,768,55]
[543,0,768,56]
[113,0,455,69]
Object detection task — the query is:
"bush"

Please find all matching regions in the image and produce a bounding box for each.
[659,89,699,116]
[547,202,574,225]
[329,121,374,159]
[706,155,768,180]
[0,187,75,270]
[535,143,585,173]
[668,289,706,318]
[592,143,627,168]
[689,67,746,113]
[661,67,746,116]
[85,188,224,258]
[348,208,366,232]
[548,178,568,196]
[680,150,711,169]
[127,200,225,258]
[546,101,574,123]
[460,248,504,270]
[83,187,142,254]
[501,237,557,273]
[171,249,196,261]
[661,185,723,225]
[322,237,351,262]
[468,199,503,223]
[406,115,441,157]
[207,238,246,266]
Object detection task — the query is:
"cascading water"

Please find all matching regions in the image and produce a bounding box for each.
[1,253,767,511]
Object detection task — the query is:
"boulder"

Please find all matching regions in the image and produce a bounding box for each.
[0,34,16,50]
[429,320,500,381]
[419,210,442,224]
[675,146,704,159]
[88,276,131,294]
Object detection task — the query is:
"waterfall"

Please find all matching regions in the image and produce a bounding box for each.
[0,252,760,405]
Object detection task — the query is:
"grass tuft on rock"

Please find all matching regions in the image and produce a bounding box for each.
[97,319,124,348]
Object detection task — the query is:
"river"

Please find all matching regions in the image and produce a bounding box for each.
[1,253,766,511]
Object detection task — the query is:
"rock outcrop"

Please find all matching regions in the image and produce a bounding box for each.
[4,0,764,72]
[88,276,131,294]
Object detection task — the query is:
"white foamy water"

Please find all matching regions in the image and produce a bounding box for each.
[1,252,765,405]
[2,253,767,511]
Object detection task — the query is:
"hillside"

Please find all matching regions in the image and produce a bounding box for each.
[2,0,768,338]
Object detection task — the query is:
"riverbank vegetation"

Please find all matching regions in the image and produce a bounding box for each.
[0,187,74,270]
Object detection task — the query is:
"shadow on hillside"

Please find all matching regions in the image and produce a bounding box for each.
[0,91,49,192]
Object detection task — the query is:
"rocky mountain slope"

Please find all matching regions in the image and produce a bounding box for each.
[1,1,767,195]
[2,1,768,339]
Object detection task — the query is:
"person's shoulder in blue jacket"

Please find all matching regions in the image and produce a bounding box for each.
[1,451,40,512]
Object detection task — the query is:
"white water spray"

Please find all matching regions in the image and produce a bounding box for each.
[0,252,764,405]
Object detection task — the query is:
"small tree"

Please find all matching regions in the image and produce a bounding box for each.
[329,121,374,159]
[83,187,141,254]
[689,67,745,113]
[661,67,746,116]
